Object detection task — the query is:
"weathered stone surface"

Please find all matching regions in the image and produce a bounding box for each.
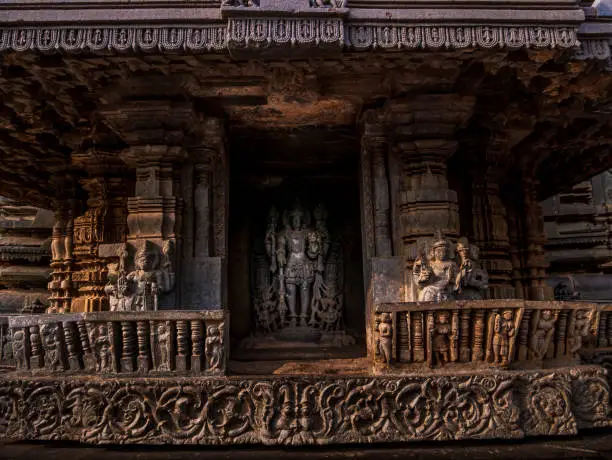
[0,366,607,445]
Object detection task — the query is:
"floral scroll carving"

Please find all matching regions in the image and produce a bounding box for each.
[0,367,607,445]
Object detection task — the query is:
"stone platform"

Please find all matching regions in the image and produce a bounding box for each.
[0,365,609,446]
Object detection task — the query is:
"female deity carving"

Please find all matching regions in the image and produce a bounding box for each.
[491,310,516,366]
[455,238,489,300]
[413,237,458,302]
[531,310,557,360]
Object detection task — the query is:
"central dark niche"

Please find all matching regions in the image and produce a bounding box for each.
[228,127,365,360]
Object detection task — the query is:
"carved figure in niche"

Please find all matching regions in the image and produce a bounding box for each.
[413,235,458,302]
[205,323,224,372]
[428,311,454,366]
[567,310,591,358]
[1,328,13,363]
[156,323,171,371]
[12,329,26,369]
[491,310,516,366]
[88,323,112,372]
[105,240,175,312]
[376,313,392,365]
[41,323,62,371]
[531,310,557,360]
[277,202,320,327]
[248,201,353,347]
[455,238,489,300]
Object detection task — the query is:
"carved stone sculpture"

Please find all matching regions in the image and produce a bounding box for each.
[530,310,557,360]
[489,310,517,366]
[105,240,175,312]
[413,237,458,302]
[87,322,113,372]
[247,201,354,347]
[205,323,224,372]
[375,312,392,364]
[413,234,489,302]
[567,310,591,358]
[12,328,28,370]
[427,311,458,366]
[40,322,64,372]
[455,238,489,300]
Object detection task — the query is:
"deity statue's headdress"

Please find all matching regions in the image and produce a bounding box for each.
[283,200,311,228]
[135,240,160,269]
[431,230,449,250]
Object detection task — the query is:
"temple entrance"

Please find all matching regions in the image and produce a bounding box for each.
[228,127,365,361]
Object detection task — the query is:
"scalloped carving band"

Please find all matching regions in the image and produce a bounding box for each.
[0,23,584,54]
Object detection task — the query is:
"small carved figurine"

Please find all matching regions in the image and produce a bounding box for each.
[491,310,516,366]
[205,324,224,372]
[157,323,171,371]
[531,310,557,360]
[12,329,27,370]
[41,323,62,371]
[567,310,591,358]
[430,311,452,366]
[89,323,112,372]
[376,312,392,365]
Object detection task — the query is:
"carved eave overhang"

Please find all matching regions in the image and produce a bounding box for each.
[0,0,586,55]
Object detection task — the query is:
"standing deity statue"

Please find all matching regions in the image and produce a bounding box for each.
[491,310,516,366]
[413,236,458,302]
[276,202,321,328]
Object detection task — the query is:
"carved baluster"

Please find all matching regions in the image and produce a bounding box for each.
[425,312,435,367]
[77,320,96,371]
[607,313,612,347]
[517,309,532,361]
[176,320,190,371]
[137,321,151,373]
[472,310,486,362]
[555,310,569,357]
[598,312,609,347]
[63,321,81,371]
[397,312,411,362]
[191,320,204,373]
[412,312,425,362]
[29,325,43,370]
[460,309,471,362]
[450,310,459,362]
[120,321,136,372]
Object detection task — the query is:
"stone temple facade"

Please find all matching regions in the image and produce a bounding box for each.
[2,0,612,448]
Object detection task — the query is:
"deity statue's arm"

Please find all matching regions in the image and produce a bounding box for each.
[277,232,287,267]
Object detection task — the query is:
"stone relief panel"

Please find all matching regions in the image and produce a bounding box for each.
[7,311,227,375]
[104,241,175,312]
[0,366,608,445]
[243,201,355,348]
[373,301,597,372]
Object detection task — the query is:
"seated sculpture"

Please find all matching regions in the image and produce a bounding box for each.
[105,240,175,312]
[413,233,488,302]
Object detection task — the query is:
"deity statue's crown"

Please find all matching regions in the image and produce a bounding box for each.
[431,230,448,250]
[289,201,305,217]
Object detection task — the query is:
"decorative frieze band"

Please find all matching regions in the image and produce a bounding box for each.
[575,38,611,60]
[0,23,582,54]
[346,24,579,50]
[0,366,609,444]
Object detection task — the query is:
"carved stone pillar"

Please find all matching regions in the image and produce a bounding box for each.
[70,152,129,312]
[470,137,514,299]
[521,178,553,300]
[361,110,393,264]
[99,100,196,310]
[386,95,474,272]
[181,118,227,310]
[47,175,79,313]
